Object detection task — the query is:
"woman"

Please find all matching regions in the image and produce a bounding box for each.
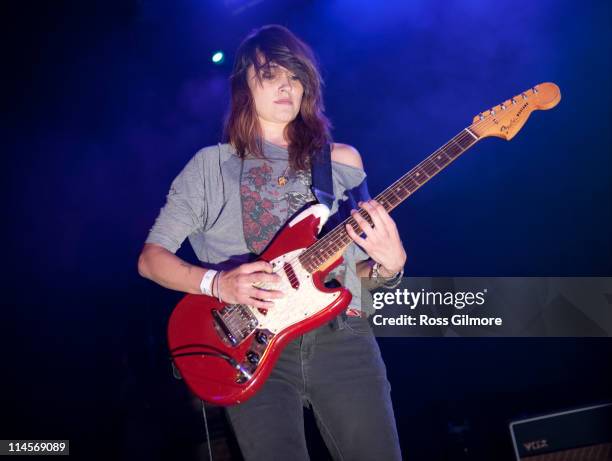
[139,25,405,460]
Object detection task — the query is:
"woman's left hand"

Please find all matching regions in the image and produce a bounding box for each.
[345,199,407,276]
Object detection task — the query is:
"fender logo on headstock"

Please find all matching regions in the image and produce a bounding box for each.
[501,102,529,133]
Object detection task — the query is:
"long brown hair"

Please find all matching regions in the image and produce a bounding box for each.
[223,25,332,170]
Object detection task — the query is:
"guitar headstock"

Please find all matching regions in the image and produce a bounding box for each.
[469,82,561,141]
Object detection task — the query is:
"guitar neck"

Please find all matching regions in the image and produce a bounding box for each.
[299,127,481,273]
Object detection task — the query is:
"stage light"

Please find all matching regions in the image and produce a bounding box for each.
[212,51,225,64]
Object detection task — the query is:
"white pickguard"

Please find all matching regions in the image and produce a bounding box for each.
[250,248,340,334]
[250,204,338,334]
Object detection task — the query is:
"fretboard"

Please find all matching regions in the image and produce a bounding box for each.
[299,127,480,273]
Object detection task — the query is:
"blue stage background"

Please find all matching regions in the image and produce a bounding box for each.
[3,1,610,459]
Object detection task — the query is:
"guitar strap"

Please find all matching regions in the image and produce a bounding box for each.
[310,142,334,210]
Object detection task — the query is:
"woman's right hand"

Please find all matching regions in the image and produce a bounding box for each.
[215,261,284,309]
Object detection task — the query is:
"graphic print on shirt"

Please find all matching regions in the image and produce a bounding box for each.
[241,161,314,254]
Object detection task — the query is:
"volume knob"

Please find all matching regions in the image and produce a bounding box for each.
[246,351,260,365]
[256,332,268,344]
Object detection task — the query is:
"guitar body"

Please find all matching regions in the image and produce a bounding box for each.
[168,204,352,406]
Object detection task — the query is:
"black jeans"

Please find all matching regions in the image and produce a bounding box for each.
[225,314,402,461]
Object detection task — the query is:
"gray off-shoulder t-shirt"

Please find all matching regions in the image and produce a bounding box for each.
[145,141,372,312]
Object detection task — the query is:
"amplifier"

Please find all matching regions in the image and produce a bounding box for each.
[509,403,612,460]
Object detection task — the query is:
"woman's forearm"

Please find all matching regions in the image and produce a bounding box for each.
[138,243,206,294]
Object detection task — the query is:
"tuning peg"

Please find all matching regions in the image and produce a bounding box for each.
[521,93,527,99]
[479,113,485,120]
[490,108,496,115]
[533,86,539,94]
[511,98,517,105]
[501,103,507,110]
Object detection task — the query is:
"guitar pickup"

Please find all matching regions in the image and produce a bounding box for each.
[283,262,300,289]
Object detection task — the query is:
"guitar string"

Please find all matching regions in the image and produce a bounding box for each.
[251,128,476,292]
[303,130,475,257]
[251,91,537,291]
[290,128,477,270]
[299,93,536,266]
[253,113,515,291]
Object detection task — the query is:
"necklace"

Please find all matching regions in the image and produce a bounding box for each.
[277,164,290,186]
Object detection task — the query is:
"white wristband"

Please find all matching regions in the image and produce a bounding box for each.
[199,269,218,296]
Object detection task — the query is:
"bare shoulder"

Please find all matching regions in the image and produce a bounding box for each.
[331,142,364,170]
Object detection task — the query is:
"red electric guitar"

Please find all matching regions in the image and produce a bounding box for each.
[168,82,561,405]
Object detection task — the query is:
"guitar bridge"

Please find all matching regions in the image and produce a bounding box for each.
[212,304,259,347]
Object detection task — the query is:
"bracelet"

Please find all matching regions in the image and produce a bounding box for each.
[371,262,403,289]
[216,270,224,303]
[371,262,399,279]
[382,269,403,289]
[210,271,219,298]
[199,269,218,296]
